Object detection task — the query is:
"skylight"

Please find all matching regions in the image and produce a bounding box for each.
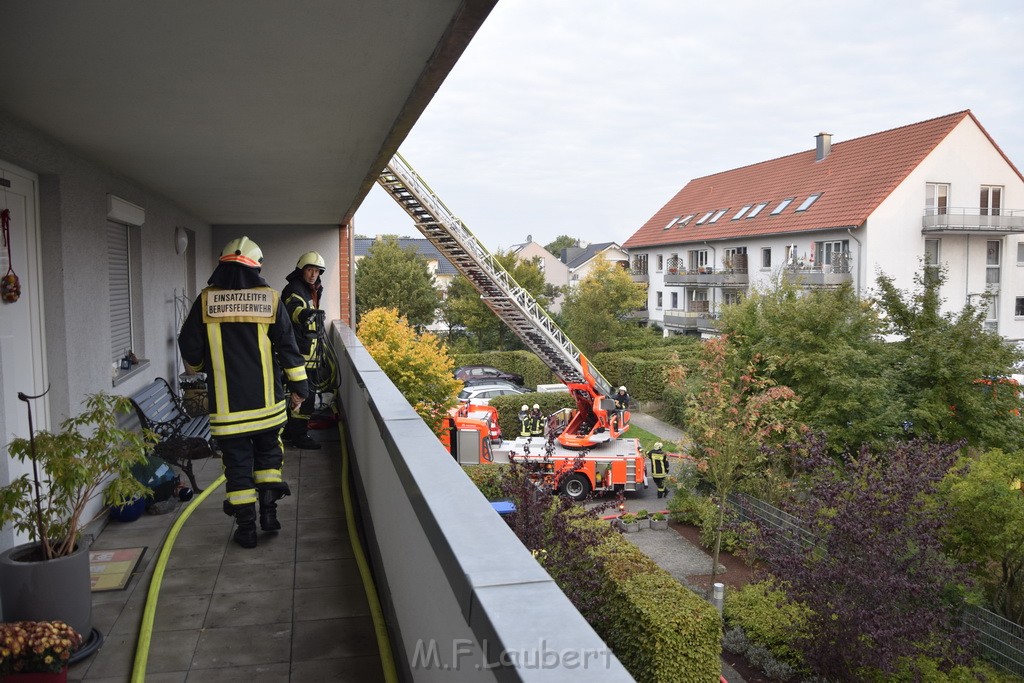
[708,209,728,223]
[732,205,752,220]
[675,214,695,228]
[696,211,714,225]
[663,215,681,230]
[747,202,768,218]
[795,193,822,211]
[770,198,795,215]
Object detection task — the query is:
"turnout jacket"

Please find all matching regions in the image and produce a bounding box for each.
[282,268,323,360]
[179,281,308,438]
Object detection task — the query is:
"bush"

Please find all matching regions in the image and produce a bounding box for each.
[460,464,509,500]
[722,579,811,668]
[875,655,1018,683]
[490,391,575,438]
[666,488,714,527]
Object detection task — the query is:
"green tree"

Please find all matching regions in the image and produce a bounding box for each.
[560,256,647,355]
[875,265,1024,450]
[940,448,1024,624]
[356,307,461,433]
[544,235,579,257]
[355,236,439,328]
[442,251,549,351]
[720,280,899,452]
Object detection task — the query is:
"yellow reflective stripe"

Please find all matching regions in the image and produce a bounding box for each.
[208,323,229,412]
[254,469,282,484]
[284,365,308,382]
[211,400,286,425]
[185,360,205,373]
[286,294,305,324]
[210,403,287,437]
[226,489,257,505]
[257,322,274,406]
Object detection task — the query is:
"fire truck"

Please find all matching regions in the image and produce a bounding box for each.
[377,154,646,500]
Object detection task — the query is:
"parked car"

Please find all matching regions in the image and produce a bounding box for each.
[457,383,529,406]
[454,365,525,386]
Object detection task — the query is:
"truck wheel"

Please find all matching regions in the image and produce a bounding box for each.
[561,473,591,501]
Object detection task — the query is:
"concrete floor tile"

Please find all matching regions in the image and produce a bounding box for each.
[205,588,293,628]
[291,655,386,682]
[164,541,227,570]
[295,517,348,542]
[296,487,344,519]
[152,594,212,632]
[221,533,297,566]
[214,561,294,594]
[75,631,137,679]
[159,567,219,596]
[296,535,353,562]
[294,558,361,588]
[293,585,369,621]
[184,663,290,682]
[290,618,378,661]
[145,628,202,675]
[172,521,232,547]
[190,622,292,669]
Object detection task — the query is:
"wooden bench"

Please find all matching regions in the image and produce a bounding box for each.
[129,377,215,492]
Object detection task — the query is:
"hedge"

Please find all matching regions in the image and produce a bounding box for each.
[491,391,576,439]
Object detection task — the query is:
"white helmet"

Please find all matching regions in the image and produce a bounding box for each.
[296,251,325,272]
[533,404,540,410]
[220,236,263,269]
[618,386,627,393]
[521,404,529,412]
[654,442,663,450]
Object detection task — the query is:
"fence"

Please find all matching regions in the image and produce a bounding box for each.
[726,493,1024,677]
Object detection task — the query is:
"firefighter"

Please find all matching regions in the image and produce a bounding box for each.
[649,442,669,498]
[613,385,631,430]
[519,404,531,437]
[178,237,308,548]
[281,251,326,450]
[529,403,545,437]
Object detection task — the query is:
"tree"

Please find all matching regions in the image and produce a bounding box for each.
[755,437,975,681]
[544,235,579,258]
[442,251,549,351]
[875,265,1024,451]
[720,281,899,452]
[560,256,647,355]
[678,336,800,579]
[940,448,1024,624]
[356,307,461,433]
[355,236,439,328]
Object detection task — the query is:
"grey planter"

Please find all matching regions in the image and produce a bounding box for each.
[0,542,93,638]
[650,518,669,530]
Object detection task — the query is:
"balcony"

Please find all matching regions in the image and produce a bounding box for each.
[664,267,748,287]
[922,207,1024,235]
[663,304,720,331]
[629,265,649,283]
[781,265,852,287]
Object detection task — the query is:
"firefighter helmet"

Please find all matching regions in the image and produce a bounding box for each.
[296,251,326,272]
[533,404,540,410]
[521,404,529,412]
[618,386,627,393]
[220,236,263,269]
[654,442,663,450]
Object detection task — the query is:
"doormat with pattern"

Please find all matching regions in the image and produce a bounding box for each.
[90,547,146,592]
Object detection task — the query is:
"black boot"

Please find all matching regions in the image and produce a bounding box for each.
[258,483,291,531]
[230,503,258,548]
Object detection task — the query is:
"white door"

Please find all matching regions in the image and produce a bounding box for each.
[0,160,47,549]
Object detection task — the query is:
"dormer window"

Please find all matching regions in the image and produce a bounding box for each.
[795,193,822,212]
[770,198,795,215]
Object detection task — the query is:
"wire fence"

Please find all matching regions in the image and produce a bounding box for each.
[725,492,1024,677]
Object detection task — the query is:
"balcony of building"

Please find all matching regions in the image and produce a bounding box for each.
[662,302,720,332]
[663,266,749,287]
[922,207,1024,235]
[629,257,649,283]
[781,253,853,288]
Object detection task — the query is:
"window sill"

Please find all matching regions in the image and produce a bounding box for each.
[112,359,150,388]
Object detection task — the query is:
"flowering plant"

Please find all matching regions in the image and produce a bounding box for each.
[0,621,82,673]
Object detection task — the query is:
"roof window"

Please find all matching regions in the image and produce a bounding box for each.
[675,214,695,228]
[696,211,715,225]
[795,193,822,211]
[662,216,681,230]
[708,209,728,223]
[732,205,752,220]
[770,198,795,215]
[747,202,768,218]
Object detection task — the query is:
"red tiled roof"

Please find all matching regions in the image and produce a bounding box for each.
[623,111,1013,249]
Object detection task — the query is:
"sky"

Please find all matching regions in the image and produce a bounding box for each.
[354,0,1024,253]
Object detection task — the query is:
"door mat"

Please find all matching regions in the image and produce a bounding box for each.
[90,547,147,592]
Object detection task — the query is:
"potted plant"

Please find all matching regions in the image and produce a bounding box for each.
[0,620,82,682]
[650,511,668,530]
[634,509,650,529]
[618,513,639,533]
[0,392,154,641]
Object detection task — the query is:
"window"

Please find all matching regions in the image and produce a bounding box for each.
[696,211,714,225]
[107,220,146,367]
[732,206,752,220]
[986,294,998,323]
[723,247,747,271]
[795,193,822,211]
[785,244,799,265]
[926,183,949,216]
[981,186,1003,216]
[1017,242,1024,265]
[813,240,850,270]
[656,291,663,309]
[675,214,695,228]
[770,198,794,215]
[925,239,941,266]
[687,249,709,271]
[761,247,771,269]
[657,254,664,271]
[987,240,1001,286]
[747,202,768,218]
[670,292,678,309]
[1016,297,1024,317]
[708,209,728,223]
[723,291,742,306]
[663,215,681,230]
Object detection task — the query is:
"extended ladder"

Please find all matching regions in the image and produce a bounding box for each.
[376,153,615,402]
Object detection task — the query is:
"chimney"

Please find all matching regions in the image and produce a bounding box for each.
[815,132,832,161]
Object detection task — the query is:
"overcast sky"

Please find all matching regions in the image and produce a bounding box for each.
[354,0,1024,253]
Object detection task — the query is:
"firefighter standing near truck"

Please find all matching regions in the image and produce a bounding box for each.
[529,403,545,437]
[178,236,308,548]
[281,251,327,450]
[649,442,669,498]
[519,404,532,437]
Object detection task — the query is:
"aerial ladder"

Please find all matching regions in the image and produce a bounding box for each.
[376,153,629,449]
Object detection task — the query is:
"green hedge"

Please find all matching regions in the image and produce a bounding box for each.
[723,579,811,668]
[491,392,576,438]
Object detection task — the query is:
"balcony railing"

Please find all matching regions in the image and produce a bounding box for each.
[662,308,720,330]
[781,255,852,287]
[664,267,748,287]
[922,207,1024,234]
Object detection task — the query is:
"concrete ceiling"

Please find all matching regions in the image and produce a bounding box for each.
[0,1,495,226]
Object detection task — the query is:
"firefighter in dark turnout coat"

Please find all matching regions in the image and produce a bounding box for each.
[281,251,325,449]
[649,442,669,498]
[178,237,308,548]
